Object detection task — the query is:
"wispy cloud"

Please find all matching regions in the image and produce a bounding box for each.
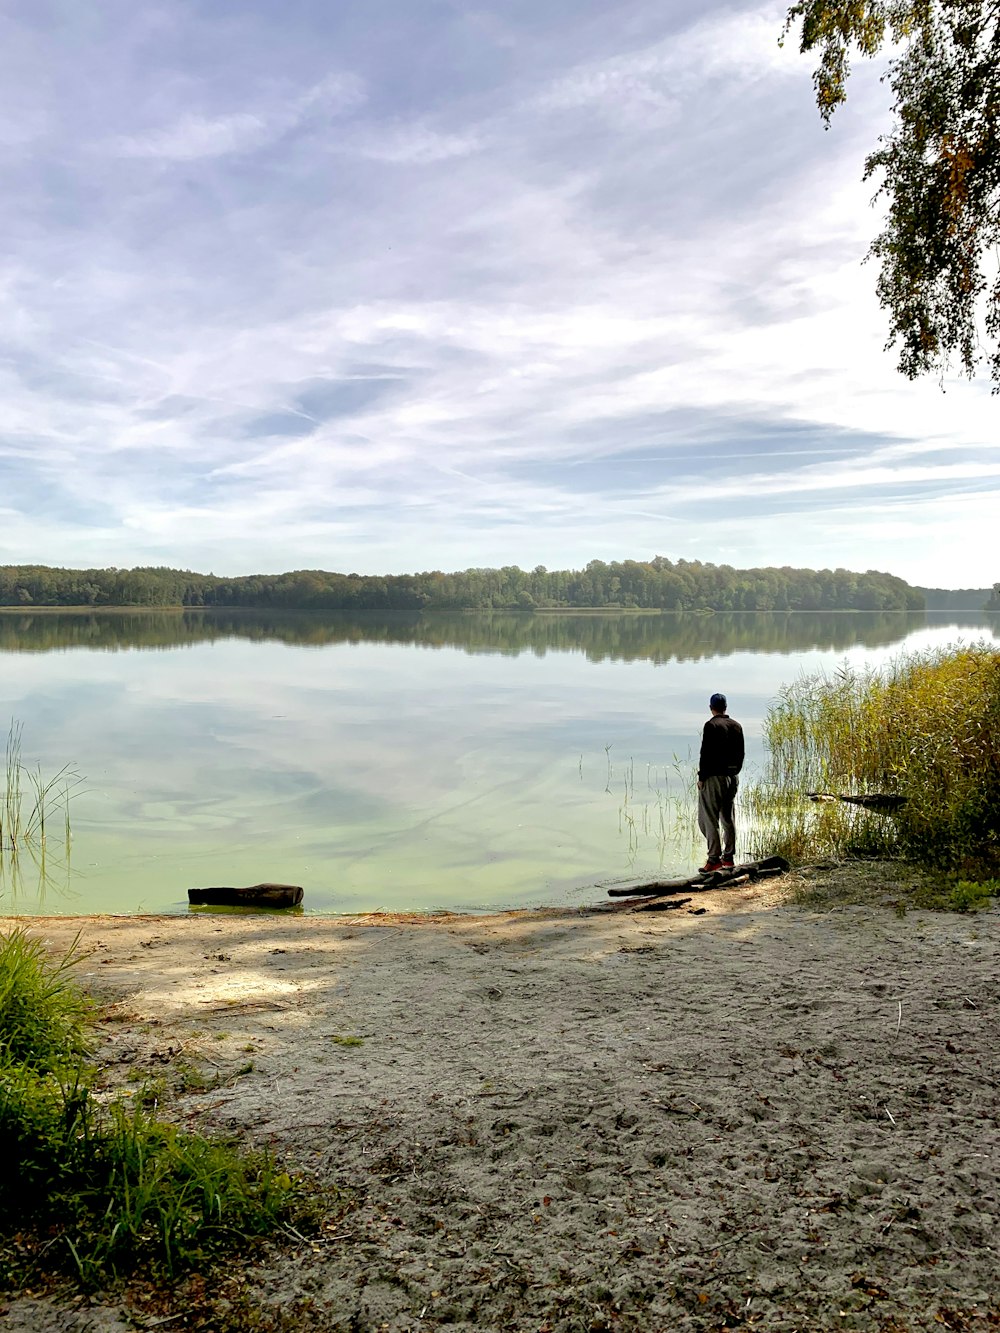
[109,74,365,161]
[346,123,484,165]
[535,8,796,124]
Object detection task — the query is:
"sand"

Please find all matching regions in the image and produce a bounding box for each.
[2,879,998,1332]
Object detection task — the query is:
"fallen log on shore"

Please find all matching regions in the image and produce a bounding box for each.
[807,792,907,812]
[608,854,789,900]
[607,876,698,898]
[188,883,304,908]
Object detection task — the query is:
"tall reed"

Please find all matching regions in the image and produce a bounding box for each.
[745,644,1000,875]
[1,721,80,862]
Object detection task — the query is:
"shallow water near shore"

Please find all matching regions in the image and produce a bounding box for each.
[0,608,996,915]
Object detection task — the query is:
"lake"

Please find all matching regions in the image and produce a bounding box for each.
[0,608,996,916]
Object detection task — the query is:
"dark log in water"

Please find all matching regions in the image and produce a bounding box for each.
[608,855,790,899]
[187,883,304,908]
[807,792,908,812]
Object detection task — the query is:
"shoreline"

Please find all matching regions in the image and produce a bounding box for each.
[4,881,999,1331]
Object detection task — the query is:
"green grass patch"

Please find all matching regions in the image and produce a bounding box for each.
[0,926,322,1290]
[0,927,93,1068]
[902,877,998,914]
[789,862,998,915]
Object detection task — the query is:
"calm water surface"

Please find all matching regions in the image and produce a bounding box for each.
[0,609,996,915]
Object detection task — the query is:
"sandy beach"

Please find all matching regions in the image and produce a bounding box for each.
[2,878,998,1332]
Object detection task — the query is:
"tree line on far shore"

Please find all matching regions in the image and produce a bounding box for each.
[0,559,942,612]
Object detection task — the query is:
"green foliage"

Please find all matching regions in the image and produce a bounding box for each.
[0,928,311,1289]
[788,857,997,913]
[747,644,1000,875]
[0,558,925,612]
[785,1,1000,385]
[891,875,996,914]
[0,927,92,1068]
[921,585,994,611]
[932,877,997,911]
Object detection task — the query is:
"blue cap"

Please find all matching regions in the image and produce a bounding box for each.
[709,693,727,711]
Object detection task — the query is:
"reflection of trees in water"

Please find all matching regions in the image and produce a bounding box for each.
[0,608,969,660]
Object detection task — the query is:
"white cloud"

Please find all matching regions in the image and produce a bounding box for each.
[109,73,365,161]
[347,123,484,165]
[113,110,273,162]
[535,6,804,124]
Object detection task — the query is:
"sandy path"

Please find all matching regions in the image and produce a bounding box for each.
[3,885,999,1332]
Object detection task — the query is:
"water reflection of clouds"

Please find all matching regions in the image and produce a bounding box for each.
[1,616,997,913]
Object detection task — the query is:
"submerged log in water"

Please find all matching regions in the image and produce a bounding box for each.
[188,883,304,908]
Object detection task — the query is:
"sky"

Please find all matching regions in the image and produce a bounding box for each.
[1,0,997,588]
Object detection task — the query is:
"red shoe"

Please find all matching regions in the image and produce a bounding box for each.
[721,856,735,869]
[699,859,724,874]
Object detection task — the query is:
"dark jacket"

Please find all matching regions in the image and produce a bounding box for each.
[698,713,744,781]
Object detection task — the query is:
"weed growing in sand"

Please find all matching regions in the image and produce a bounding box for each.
[789,860,995,915]
[173,1057,222,1094]
[744,645,1000,880]
[0,926,316,1290]
[897,877,998,915]
[330,1034,364,1047]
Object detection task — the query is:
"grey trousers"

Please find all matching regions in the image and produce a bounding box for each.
[698,774,738,861]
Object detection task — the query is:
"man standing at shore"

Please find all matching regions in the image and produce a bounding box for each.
[697,692,744,874]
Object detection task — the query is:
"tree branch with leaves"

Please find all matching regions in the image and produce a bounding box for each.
[784,1,1000,386]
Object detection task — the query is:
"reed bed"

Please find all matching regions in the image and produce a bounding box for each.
[745,644,1000,877]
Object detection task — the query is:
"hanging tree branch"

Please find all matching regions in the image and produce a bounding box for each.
[784,1,1000,387]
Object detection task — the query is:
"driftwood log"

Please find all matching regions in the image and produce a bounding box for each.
[807,792,907,812]
[633,895,693,914]
[608,854,790,901]
[188,883,304,908]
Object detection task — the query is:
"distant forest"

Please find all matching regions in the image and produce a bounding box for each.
[921,587,996,611]
[0,560,939,612]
